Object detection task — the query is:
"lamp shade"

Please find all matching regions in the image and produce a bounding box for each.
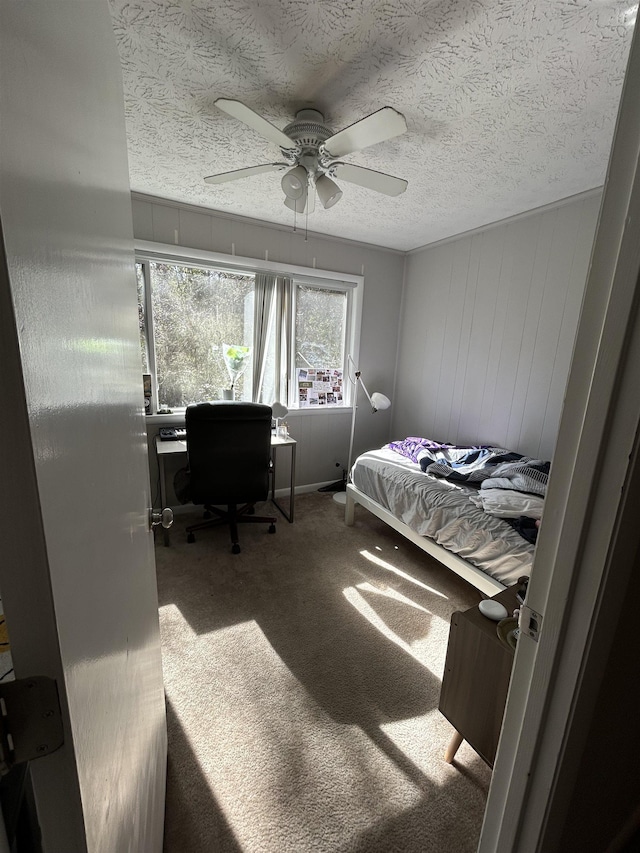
[271,401,288,419]
[284,194,306,213]
[316,174,343,209]
[370,391,391,411]
[281,166,308,200]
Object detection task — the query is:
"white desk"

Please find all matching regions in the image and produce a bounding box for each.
[155,434,296,543]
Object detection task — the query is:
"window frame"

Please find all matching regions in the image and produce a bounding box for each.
[135,240,363,414]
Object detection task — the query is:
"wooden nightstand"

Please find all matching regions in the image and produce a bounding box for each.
[438,585,521,766]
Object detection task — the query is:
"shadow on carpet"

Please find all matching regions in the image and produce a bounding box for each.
[156,491,491,853]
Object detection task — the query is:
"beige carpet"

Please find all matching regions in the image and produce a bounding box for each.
[155,491,492,853]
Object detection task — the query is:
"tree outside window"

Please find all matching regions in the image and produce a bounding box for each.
[149,262,254,408]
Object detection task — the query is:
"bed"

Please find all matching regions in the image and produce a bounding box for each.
[344,439,548,597]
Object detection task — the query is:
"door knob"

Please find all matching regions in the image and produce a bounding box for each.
[149,507,174,530]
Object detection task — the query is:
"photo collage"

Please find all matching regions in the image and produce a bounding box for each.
[297,368,343,407]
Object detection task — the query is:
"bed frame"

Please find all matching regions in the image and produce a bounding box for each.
[344,483,506,597]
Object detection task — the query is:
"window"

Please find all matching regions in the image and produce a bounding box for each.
[140,261,254,408]
[295,285,346,371]
[136,251,358,411]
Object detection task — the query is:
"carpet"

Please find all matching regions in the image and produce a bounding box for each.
[155,491,492,853]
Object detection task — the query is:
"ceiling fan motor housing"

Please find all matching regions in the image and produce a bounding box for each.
[281,109,334,170]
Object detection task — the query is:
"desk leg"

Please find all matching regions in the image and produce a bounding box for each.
[271,444,295,523]
[271,443,277,505]
[158,450,171,547]
[288,442,296,523]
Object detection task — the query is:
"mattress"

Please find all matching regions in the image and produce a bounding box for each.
[350,447,535,587]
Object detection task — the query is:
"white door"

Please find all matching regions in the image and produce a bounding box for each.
[0,3,166,851]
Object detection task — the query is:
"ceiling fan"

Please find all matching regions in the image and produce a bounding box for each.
[204,98,408,213]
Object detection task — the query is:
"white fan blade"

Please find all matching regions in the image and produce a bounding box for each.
[204,163,288,185]
[214,98,296,151]
[322,107,407,158]
[331,163,407,197]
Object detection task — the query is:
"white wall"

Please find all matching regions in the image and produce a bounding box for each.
[393,193,602,460]
[133,193,405,497]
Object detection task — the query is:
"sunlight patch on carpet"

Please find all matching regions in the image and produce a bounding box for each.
[355,580,434,613]
[359,549,448,598]
[161,607,423,852]
[342,585,447,676]
[380,710,460,784]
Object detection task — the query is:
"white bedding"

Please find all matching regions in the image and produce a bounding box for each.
[469,488,544,519]
[350,447,535,587]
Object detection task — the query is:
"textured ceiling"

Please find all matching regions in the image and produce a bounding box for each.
[109,0,636,251]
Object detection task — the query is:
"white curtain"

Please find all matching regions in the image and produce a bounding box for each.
[252,273,293,405]
[275,276,293,405]
[252,273,276,402]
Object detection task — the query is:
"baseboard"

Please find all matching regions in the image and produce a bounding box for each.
[285,481,339,496]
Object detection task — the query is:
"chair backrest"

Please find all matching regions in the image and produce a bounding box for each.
[186,402,272,506]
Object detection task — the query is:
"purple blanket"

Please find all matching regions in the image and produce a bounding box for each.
[386,437,454,463]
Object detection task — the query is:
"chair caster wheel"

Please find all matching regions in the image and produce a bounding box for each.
[232,543,241,554]
[268,524,276,534]
[187,533,195,544]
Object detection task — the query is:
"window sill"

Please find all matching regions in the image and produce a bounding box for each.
[285,406,353,416]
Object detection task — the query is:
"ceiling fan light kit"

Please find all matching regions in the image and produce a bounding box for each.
[284,194,307,214]
[315,174,342,209]
[206,99,408,222]
[281,165,308,199]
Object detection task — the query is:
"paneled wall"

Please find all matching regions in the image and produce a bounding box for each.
[393,193,601,461]
[133,194,404,497]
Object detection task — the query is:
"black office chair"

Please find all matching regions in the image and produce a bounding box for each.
[185,402,277,554]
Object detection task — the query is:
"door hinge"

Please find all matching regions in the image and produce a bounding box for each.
[0,676,64,775]
[518,605,543,643]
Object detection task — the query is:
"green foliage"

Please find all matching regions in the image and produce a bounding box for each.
[222,344,251,389]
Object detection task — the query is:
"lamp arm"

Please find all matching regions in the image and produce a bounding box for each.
[357,373,376,411]
[347,354,379,412]
[346,390,358,481]
[343,358,391,483]
[344,358,366,477]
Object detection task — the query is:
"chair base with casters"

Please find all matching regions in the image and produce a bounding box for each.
[186,502,277,554]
